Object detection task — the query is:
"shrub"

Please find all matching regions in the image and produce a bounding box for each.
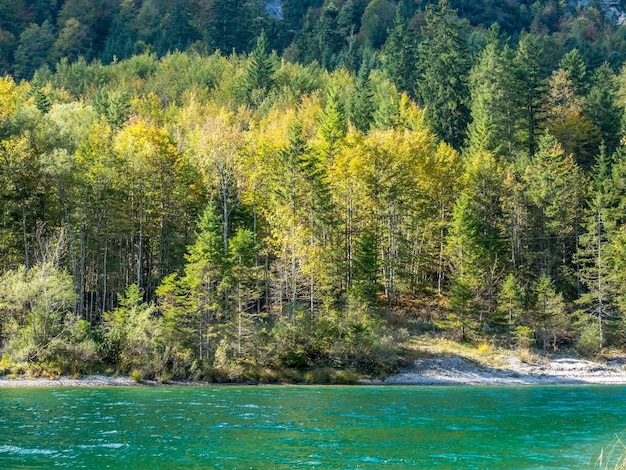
[130,369,144,383]
[304,367,359,385]
[575,322,602,358]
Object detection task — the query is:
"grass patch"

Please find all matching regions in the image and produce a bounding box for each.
[597,432,626,469]
[403,337,508,369]
[304,367,359,385]
[130,369,144,383]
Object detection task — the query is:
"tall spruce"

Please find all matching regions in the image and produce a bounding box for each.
[383,2,417,99]
[244,30,275,105]
[417,0,470,149]
[575,146,616,349]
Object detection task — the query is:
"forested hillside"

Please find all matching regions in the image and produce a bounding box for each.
[2,0,626,381]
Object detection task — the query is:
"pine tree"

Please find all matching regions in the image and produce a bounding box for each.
[101,0,138,63]
[531,274,568,352]
[417,0,470,149]
[319,86,348,160]
[383,3,417,99]
[575,147,615,349]
[182,202,229,359]
[523,134,583,297]
[13,20,55,79]
[559,48,588,96]
[514,33,546,157]
[496,273,525,347]
[243,30,275,105]
[349,228,379,307]
[584,62,622,157]
[467,43,518,159]
[347,68,375,133]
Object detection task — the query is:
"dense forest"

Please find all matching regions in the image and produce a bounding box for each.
[2,0,626,382]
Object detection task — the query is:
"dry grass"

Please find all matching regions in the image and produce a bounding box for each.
[403,337,509,369]
[597,433,626,469]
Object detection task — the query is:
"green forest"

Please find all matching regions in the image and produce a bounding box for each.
[2,0,626,382]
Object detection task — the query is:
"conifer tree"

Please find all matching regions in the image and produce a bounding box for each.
[101,0,138,63]
[584,63,622,157]
[417,0,470,149]
[559,48,588,96]
[514,33,545,157]
[575,146,616,349]
[467,42,518,159]
[244,30,275,105]
[531,274,568,352]
[319,86,348,160]
[523,134,583,297]
[347,68,375,133]
[181,202,229,359]
[13,20,55,79]
[383,2,417,99]
[496,273,525,347]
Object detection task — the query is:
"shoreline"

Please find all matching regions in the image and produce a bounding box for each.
[380,355,626,386]
[2,354,626,387]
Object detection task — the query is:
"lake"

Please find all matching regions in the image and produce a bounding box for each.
[0,385,624,468]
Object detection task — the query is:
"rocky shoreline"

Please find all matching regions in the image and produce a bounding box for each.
[1,354,626,387]
[380,355,626,385]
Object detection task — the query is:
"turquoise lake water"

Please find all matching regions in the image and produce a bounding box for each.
[0,385,625,468]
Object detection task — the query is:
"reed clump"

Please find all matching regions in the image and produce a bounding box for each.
[597,433,626,469]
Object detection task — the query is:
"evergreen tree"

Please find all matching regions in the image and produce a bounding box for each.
[575,147,616,349]
[514,33,546,157]
[496,273,525,347]
[523,133,583,297]
[584,62,622,157]
[243,30,275,105]
[544,68,599,169]
[447,168,503,324]
[313,3,343,69]
[101,0,138,63]
[467,42,518,159]
[531,274,568,352]
[349,228,379,307]
[319,86,348,159]
[417,0,470,149]
[158,0,199,54]
[182,202,229,360]
[383,3,417,99]
[13,20,55,79]
[559,48,588,96]
[206,0,249,53]
[347,68,375,133]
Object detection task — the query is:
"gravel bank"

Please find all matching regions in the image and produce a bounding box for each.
[383,355,626,385]
[0,375,136,388]
[2,355,626,387]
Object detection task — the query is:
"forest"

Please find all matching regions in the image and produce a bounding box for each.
[2,0,626,382]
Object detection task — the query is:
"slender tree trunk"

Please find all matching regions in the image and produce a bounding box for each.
[137,206,143,288]
[79,226,85,319]
[222,178,229,253]
[347,188,353,290]
[102,239,107,323]
[237,277,243,356]
[22,207,29,270]
[291,224,297,319]
[438,202,445,294]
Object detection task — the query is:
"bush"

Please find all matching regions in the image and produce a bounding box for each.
[304,367,359,385]
[512,326,534,350]
[130,369,144,383]
[575,322,602,358]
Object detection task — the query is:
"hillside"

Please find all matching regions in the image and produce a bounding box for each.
[1,0,626,381]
